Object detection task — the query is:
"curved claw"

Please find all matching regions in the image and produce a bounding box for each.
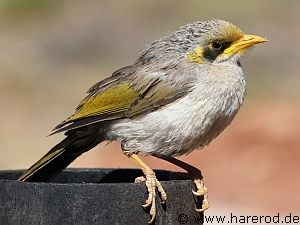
[141,189,156,224]
[148,214,155,224]
[192,188,207,196]
[195,199,210,212]
[195,208,206,213]
[135,174,167,224]
[142,202,151,208]
[193,179,210,213]
[125,153,167,224]
[192,189,201,196]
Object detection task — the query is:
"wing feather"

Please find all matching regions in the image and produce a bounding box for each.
[53,40,197,134]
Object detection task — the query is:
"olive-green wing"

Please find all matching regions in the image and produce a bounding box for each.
[53,62,195,134]
[52,68,139,133]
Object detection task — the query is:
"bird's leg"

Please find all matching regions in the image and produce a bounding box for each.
[124,152,167,224]
[158,156,209,212]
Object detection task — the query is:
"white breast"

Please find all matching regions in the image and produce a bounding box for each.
[108,62,246,157]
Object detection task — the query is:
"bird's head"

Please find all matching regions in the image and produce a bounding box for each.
[181,19,268,65]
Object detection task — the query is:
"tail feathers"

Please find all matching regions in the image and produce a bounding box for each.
[18,128,103,182]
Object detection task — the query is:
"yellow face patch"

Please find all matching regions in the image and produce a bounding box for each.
[185,46,204,64]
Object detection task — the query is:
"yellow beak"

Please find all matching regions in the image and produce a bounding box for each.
[223,34,268,55]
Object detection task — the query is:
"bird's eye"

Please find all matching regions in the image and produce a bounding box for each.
[212,41,222,50]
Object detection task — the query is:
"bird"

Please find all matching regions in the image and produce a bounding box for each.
[18,19,267,223]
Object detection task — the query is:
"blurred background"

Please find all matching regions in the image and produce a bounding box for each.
[0,0,299,223]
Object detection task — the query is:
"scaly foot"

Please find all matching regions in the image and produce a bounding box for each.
[192,179,209,212]
[135,173,167,224]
